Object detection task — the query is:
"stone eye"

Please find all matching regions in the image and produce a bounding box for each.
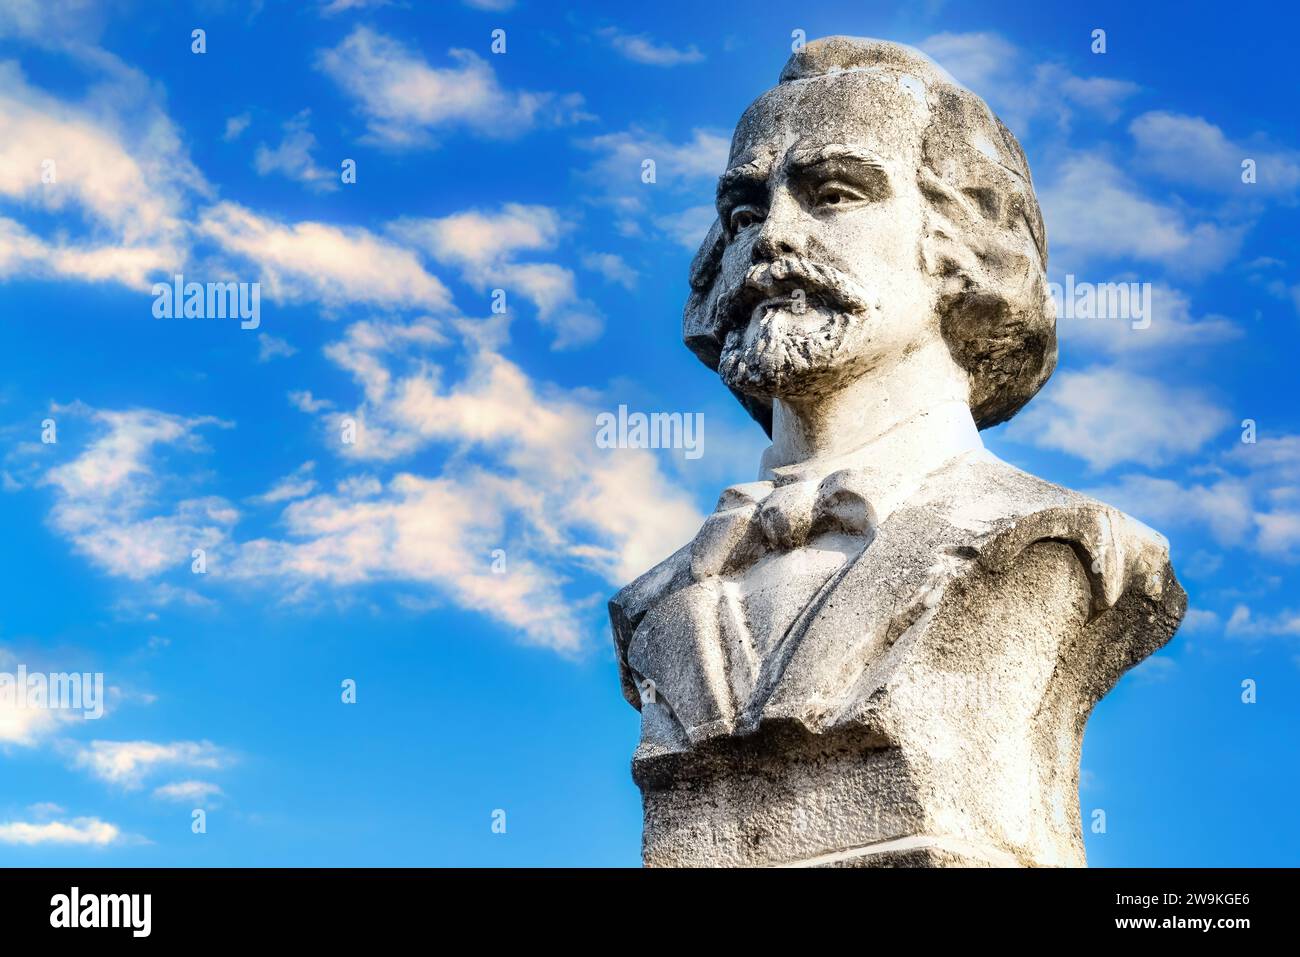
[729,206,763,232]
[814,183,864,207]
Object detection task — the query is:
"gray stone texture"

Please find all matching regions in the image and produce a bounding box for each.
[611,36,1185,867]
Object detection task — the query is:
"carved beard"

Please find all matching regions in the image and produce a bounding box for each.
[715,258,880,399]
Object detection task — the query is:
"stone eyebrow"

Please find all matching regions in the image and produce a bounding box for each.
[716,157,771,201]
[785,143,888,173]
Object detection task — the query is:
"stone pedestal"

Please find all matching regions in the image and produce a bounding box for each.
[626,534,1183,868]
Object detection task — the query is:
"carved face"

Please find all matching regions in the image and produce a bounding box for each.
[712,73,936,401]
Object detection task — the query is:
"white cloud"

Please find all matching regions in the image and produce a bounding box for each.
[0,696,64,746]
[316,27,587,147]
[654,204,715,249]
[0,58,205,289]
[1225,433,1300,475]
[320,0,390,14]
[237,470,596,650]
[0,0,115,42]
[1256,510,1300,555]
[257,334,297,362]
[1051,70,1140,121]
[580,127,729,193]
[253,110,338,192]
[1083,474,1255,546]
[72,739,229,788]
[31,325,703,653]
[920,32,1138,130]
[153,780,223,803]
[918,31,1015,91]
[1130,111,1300,195]
[1083,429,1300,559]
[1225,604,1300,639]
[1008,366,1232,470]
[581,252,637,289]
[398,203,562,269]
[198,201,452,312]
[578,127,729,241]
[1040,155,1245,273]
[289,390,334,414]
[0,646,76,745]
[1182,608,1220,633]
[18,103,191,240]
[234,319,704,651]
[391,204,601,347]
[1130,655,1176,684]
[41,407,237,580]
[599,28,704,67]
[1056,283,1241,356]
[0,815,121,846]
[112,583,215,620]
[250,462,317,505]
[223,112,251,141]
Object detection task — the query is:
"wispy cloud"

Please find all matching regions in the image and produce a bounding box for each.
[257,334,298,363]
[599,28,704,67]
[249,462,317,505]
[41,407,237,580]
[577,127,729,241]
[1083,429,1300,559]
[223,112,251,141]
[1040,155,1245,274]
[581,252,637,290]
[198,201,452,312]
[0,58,205,288]
[253,110,338,192]
[1130,111,1300,195]
[1007,366,1232,471]
[234,318,703,651]
[72,739,230,788]
[920,31,1139,131]
[153,779,223,804]
[316,27,588,147]
[1056,283,1241,356]
[320,0,391,14]
[391,204,602,347]
[1226,604,1300,639]
[0,815,122,846]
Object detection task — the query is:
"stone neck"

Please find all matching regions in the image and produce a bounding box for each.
[758,400,984,520]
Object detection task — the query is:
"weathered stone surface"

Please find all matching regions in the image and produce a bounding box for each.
[611,36,1185,868]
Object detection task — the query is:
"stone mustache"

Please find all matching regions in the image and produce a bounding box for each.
[609,36,1185,868]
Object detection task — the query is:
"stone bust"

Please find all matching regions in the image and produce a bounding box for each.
[610,37,1185,867]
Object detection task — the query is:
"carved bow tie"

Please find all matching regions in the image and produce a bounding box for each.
[689,468,879,581]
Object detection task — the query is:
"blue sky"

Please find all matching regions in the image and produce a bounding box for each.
[0,0,1296,866]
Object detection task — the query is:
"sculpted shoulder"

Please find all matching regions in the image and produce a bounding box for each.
[917,450,1182,619]
[608,449,1186,748]
[609,541,693,708]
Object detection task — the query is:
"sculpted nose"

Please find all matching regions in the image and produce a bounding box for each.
[751,190,803,262]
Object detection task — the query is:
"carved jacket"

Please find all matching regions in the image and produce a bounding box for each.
[609,448,1186,763]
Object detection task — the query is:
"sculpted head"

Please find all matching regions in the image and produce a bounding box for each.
[683,36,1057,433]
